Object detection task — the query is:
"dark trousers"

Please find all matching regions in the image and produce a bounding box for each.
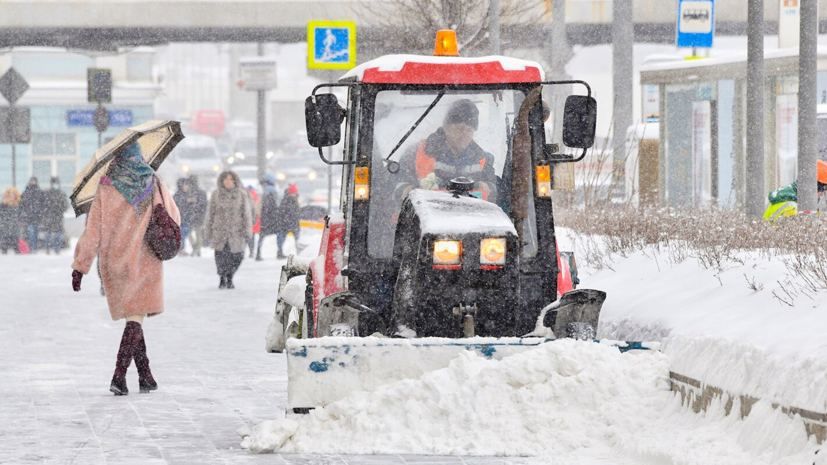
[256,232,274,259]
[215,244,243,278]
[276,229,300,255]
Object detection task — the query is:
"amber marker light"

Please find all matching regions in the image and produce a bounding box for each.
[354,166,370,200]
[434,29,459,56]
[536,164,552,198]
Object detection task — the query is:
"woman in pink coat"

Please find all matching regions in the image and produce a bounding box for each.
[72,143,180,396]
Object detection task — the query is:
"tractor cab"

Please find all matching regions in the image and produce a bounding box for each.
[268,30,602,354]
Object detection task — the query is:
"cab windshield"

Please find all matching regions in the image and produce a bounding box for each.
[367,88,538,259]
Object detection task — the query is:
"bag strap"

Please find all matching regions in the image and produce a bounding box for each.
[153,176,166,209]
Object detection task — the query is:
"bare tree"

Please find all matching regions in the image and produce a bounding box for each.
[359,0,545,55]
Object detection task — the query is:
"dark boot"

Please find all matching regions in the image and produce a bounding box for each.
[132,325,157,393]
[110,322,139,396]
[219,275,227,289]
[226,274,235,289]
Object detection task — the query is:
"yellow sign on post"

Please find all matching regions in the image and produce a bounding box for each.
[307,20,357,70]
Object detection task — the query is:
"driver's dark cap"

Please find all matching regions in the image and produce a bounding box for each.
[444,99,479,130]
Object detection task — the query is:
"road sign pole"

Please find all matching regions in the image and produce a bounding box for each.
[6,105,14,187]
[10,142,16,187]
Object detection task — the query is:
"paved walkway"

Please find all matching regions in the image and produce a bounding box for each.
[0,251,541,465]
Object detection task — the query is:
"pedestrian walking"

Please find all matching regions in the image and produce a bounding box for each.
[276,183,301,259]
[71,143,180,396]
[205,171,252,289]
[256,174,279,261]
[42,177,69,254]
[186,175,208,257]
[173,178,192,255]
[20,177,45,251]
[0,187,21,254]
[246,185,261,258]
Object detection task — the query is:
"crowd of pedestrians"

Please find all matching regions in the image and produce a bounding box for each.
[0,176,69,254]
[171,170,304,289]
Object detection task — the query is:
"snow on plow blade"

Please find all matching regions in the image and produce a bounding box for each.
[286,336,550,411]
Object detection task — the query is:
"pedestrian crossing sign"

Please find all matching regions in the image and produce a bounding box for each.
[307,20,357,70]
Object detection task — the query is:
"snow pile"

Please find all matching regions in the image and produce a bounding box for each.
[585,246,827,413]
[243,340,818,463]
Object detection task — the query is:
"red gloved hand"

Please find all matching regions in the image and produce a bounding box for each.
[71,270,83,292]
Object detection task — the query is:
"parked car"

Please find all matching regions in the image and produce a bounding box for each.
[172,134,222,186]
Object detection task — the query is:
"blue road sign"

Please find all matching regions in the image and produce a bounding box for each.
[67,109,133,127]
[307,20,357,70]
[676,0,715,48]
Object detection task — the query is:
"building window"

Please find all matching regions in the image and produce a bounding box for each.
[31,133,78,193]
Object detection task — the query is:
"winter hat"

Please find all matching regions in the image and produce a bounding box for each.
[260,173,276,186]
[444,99,479,129]
[287,183,299,195]
[818,159,827,185]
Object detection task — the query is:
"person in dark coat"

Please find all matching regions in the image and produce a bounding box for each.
[186,175,208,257]
[42,177,69,254]
[20,177,45,251]
[256,174,279,261]
[173,178,193,255]
[0,187,21,254]
[275,183,300,259]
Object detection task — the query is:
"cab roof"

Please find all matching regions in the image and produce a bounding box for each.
[340,54,545,85]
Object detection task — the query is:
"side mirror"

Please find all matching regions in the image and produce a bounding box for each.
[562,95,596,149]
[305,93,346,148]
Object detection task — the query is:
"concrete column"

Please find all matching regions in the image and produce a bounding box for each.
[612,0,634,200]
[488,0,500,55]
[797,0,818,212]
[745,0,765,218]
[256,42,266,181]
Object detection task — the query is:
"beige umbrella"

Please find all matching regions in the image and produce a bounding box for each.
[70,120,184,216]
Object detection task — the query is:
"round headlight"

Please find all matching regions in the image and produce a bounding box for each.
[480,238,506,265]
[433,239,462,265]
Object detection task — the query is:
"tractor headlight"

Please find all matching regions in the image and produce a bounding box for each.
[480,238,506,266]
[433,239,462,267]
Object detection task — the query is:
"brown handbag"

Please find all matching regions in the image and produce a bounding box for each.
[144,176,181,261]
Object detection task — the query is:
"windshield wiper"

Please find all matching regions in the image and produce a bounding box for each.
[384,90,445,171]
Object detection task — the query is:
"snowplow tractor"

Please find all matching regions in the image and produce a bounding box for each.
[266,30,605,410]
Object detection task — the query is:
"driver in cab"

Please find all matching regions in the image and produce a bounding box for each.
[393,99,497,203]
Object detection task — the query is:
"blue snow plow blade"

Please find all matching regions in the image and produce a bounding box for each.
[285,336,655,412]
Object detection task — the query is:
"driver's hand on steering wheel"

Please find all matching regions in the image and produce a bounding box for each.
[419,173,441,190]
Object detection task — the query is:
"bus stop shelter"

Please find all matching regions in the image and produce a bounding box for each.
[637,50,827,210]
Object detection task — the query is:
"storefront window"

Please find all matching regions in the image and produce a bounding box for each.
[30,133,78,193]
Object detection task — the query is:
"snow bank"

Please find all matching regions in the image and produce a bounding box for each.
[243,340,818,463]
[579,243,827,414]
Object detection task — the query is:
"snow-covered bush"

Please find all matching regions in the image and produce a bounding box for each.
[557,207,827,294]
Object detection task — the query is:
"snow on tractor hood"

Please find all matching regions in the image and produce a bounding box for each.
[407,189,517,237]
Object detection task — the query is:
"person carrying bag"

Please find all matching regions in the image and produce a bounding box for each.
[71,143,181,396]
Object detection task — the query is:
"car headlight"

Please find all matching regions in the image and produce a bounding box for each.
[276,172,286,181]
[235,151,245,160]
[308,171,317,181]
[181,164,190,173]
[433,239,462,267]
[480,238,506,266]
[212,164,220,172]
